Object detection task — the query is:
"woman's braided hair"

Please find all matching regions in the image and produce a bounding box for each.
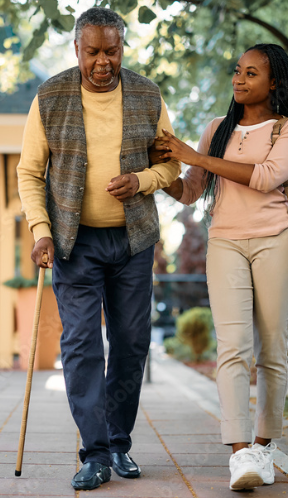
[203,43,288,208]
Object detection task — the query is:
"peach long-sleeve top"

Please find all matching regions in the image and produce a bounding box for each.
[180,117,288,239]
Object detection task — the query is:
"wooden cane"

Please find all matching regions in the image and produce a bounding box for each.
[15,254,48,476]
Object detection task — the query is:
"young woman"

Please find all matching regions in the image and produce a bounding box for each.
[154,43,288,491]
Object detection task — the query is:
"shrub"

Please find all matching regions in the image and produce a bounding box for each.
[176,307,214,362]
[163,336,194,362]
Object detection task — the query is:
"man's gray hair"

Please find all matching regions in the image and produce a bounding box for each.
[75,7,125,43]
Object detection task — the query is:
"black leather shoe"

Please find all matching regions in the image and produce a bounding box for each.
[111,452,141,478]
[71,462,111,490]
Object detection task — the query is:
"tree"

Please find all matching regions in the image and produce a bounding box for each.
[175,207,207,274]
[1,0,288,134]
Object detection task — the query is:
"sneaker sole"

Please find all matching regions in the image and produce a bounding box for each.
[263,475,275,485]
[230,471,264,490]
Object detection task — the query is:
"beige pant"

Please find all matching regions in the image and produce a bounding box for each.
[206,229,288,444]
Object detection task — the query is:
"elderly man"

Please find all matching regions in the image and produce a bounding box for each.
[17,7,180,491]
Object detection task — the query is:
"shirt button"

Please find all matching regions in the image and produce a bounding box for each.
[239,148,241,150]
[63,257,67,260]
[246,132,249,134]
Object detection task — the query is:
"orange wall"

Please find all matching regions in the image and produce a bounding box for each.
[0,115,27,153]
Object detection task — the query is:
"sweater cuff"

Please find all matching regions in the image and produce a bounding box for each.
[32,223,52,243]
[179,179,191,205]
[134,171,153,193]
[249,164,260,190]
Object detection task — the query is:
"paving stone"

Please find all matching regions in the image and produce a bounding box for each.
[0,463,75,479]
[124,452,174,466]
[82,466,193,498]
[171,453,230,467]
[190,479,288,497]
[0,451,76,465]
[131,433,160,444]
[0,478,74,496]
[1,361,288,498]
[161,442,230,454]
[1,423,76,434]
[143,412,205,421]
[182,465,230,480]
[161,434,222,443]
[125,443,170,456]
[152,420,221,435]
[0,433,77,452]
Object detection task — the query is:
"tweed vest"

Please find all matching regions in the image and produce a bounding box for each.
[38,66,162,259]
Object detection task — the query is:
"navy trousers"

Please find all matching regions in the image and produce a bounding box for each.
[52,225,154,467]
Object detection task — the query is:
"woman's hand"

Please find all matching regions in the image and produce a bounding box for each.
[148,139,170,164]
[157,129,199,166]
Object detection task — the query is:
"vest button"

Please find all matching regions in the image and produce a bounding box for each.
[79,187,84,191]
[83,162,87,167]
[122,155,126,160]
[70,237,75,240]
[63,257,67,260]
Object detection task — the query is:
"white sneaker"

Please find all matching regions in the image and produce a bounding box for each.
[251,442,276,485]
[229,447,264,490]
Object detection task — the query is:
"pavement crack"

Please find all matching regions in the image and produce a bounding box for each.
[141,403,199,498]
[0,400,22,435]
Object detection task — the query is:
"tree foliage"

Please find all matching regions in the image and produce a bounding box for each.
[1,0,288,135]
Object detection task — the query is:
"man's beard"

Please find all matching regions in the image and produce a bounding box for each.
[89,69,115,88]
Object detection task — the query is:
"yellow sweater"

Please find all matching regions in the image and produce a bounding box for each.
[17,79,181,242]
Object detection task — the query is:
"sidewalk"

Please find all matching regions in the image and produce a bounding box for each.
[0,351,288,497]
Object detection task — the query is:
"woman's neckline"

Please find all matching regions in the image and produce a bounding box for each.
[235,119,277,130]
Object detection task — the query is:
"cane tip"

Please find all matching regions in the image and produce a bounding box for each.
[15,470,21,477]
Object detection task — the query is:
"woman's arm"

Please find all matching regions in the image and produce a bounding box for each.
[163,178,183,200]
[249,122,288,192]
[158,129,255,186]
[153,120,219,204]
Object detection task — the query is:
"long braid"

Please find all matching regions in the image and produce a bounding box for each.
[203,99,243,203]
[203,43,288,210]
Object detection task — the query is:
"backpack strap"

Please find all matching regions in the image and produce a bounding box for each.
[271,117,288,189]
[271,116,288,146]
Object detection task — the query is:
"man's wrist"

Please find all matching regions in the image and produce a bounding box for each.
[130,172,140,193]
[32,222,52,242]
[131,171,152,193]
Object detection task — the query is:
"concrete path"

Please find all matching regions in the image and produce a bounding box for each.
[0,352,288,497]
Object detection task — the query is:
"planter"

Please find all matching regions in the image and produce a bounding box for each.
[16,285,62,370]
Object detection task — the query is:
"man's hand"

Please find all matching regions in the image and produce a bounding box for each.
[31,237,54,268]
[106,174,139,201]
